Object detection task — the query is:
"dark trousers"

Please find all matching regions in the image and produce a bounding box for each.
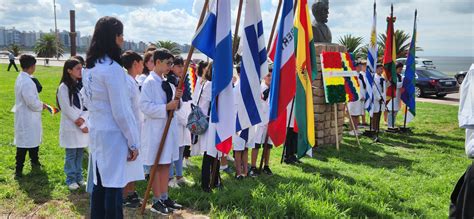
[8,60,18,72]
[16,147,40,173]
[201,152,220,189]
[284,128,298,159]
[183,145,191,158]
[371,112,382,132]
[450,161,474,218]
[91,167,123,219]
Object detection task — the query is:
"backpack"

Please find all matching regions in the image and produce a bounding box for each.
[186,82,210,135]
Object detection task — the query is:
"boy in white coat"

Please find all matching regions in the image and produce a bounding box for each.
[14,54,46,178]
[57,58,89,190]
[139,49,183,215]
[372,64,386,132]
[387,62,404,130]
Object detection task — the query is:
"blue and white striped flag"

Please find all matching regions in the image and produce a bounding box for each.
[236,0,268,132]
[192,0,234,154]
[365,1,377,117]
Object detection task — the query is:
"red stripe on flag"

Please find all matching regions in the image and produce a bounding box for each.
[216,136,233,154]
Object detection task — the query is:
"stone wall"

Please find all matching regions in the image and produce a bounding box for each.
[313,43,347,146]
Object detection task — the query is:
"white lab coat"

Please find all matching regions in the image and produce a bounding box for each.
[139,71,179,165]
[373,74,387,113]
[458,64,474,158]
[14,72,43,148]
[175,101,192,147]
[255,82,273,145]
[125,74,145,183]
[386,74,403,111]
[348,72,366,116]
[57,82,89,148]
[135,73,148,88]
[82,56,141,188]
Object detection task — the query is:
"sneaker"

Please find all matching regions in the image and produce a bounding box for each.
[163,198,183,210]
[222,166,233,174]
[262,166,273,176]
[78,180,86,186]
[356,130,363,135]
[348,130,357,136]
[68,182,80,190]
[168,178,180,188]
[248,167,259,177]
[235,175,244,180]
[226,155,235,162]
[184,159,192,167]
[150,200,171,215]
[123,192,142,208]
[284,158,296,165]
[176,177,193,186]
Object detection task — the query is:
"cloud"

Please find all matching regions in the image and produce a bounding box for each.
[447,0,474,14]
[85,0,167,6]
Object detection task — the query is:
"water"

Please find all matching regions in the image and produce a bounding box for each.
[423,56,474,75]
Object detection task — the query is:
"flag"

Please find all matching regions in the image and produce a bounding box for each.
[192,0,234,154]
[401,10,417,123]
[44,103,60,115]
[383,5,397,106]
[267,0,296,146]
[235,0,268,132]
[188,63,197,93]
[364,1,377,117]
[294,0,316,158]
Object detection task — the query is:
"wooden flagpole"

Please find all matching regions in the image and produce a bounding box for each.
[209,0,244,189]
[267,0,283,50]
[139,0,209,214]
[345,103,361,146]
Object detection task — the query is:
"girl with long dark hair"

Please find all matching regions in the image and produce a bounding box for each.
[82,16,140,219]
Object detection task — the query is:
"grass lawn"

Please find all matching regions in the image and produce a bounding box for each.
[0,63,470,218]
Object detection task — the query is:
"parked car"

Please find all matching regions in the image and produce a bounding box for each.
[397,58,436,70]
[413,69,459,98]
[455,71,468,84]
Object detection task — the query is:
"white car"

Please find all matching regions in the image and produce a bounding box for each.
[396,58,436,70]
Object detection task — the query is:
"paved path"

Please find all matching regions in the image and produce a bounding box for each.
[416,92,460,106]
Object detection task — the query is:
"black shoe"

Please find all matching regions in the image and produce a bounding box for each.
[248,167,259,177]
[31,162,42,170]
[235,175,244,180]
[15,171,23,179]
[145,174,150,181]
[262,166,273,176]
[202,186,211,193]
[123,192,142,208]
[284,158,296,165]
[163,198,183,210]
[150,200,171,215]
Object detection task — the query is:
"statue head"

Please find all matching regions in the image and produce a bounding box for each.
[312,0,329,24]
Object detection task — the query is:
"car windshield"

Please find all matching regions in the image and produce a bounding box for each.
[419,69,448,78]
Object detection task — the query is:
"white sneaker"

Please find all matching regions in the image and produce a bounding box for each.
[220,165,228,171]
[348,130,356,136]
[168,179,180,188]
[78,180,86,186]
[176,177,194,186]
[356,130,363,135]
[226,155,235,162]
[68,182,80,190]
[184,159,192,167]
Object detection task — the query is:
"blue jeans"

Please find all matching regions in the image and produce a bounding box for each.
[64,148,84,185]
[388,111,398,128]
[169,147,184,178]
[91,166,123,219]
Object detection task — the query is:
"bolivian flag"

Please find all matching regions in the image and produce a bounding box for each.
[383,6,397,105]
[294,0,317,158]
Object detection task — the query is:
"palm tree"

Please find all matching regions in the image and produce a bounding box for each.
[338,34,364,58]
[151,40,182,55]
[34,34,64,58]
[8,44,21,56]
[377,29,422,59]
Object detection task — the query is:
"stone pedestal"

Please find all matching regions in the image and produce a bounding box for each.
[313,43,346,146]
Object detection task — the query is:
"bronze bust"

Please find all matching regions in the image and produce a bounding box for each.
[312,0,332,43]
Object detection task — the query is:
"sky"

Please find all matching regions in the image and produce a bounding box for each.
[0,0,473,57]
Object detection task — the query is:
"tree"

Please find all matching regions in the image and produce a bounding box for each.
[151,40,181,55]
[8,44,21,56]
[359,43,384,61]
[34,34,64,58]
[377,29,422,59]
[338,34,364,58]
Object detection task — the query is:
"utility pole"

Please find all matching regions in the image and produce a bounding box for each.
[54,0,59,60]
[69,10,76,57]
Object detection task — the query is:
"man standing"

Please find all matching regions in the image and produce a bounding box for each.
[8,51,19,72]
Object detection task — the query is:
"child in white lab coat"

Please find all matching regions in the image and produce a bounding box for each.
[14,54,46,178]
[139,49,183,215]
[57,58,89,190]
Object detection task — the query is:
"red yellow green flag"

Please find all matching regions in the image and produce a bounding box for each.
[294,0,317,158]
[383,5,397,104]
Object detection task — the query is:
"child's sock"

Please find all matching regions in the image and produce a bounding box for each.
[160,192,169,201]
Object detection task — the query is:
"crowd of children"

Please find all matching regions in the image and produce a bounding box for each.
[12,16,408,218]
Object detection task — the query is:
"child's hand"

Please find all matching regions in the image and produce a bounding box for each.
[166,100,180,110]
[42,104,47,109]
[127,148,139,161]
[75,118,85,127]
[81,127,89,133]
[175,89,183,99]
